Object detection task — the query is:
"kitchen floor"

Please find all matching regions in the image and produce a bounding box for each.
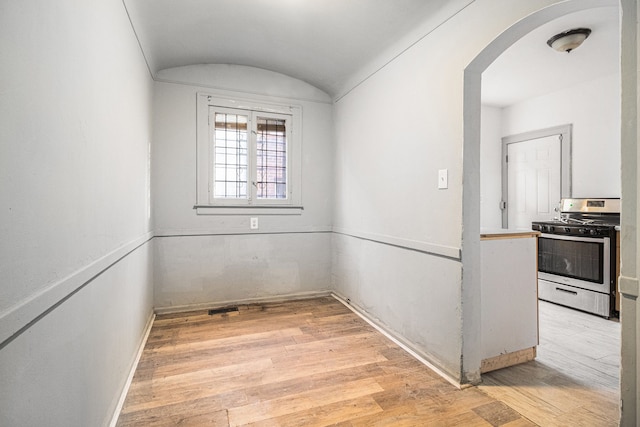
[479,300,620,426]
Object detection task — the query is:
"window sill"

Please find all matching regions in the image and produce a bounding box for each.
[194,205,304,215]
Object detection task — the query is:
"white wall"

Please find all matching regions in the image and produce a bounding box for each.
[501,73,621,198]
[0,1,154,425]
[481,74,620,229]
[331,233,462,374]
[332,0,563,382]
[481,74,620,230]
[152,65,334,310]
[480,105,503,229]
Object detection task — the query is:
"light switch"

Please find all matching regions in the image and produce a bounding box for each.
[250,217,259,229]
[438,169,448,189]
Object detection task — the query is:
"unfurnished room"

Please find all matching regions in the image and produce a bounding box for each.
[2,1,640,426]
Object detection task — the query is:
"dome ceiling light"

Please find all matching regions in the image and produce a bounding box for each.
[547,28,592,53]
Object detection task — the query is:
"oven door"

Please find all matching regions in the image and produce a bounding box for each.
[538,233,610,293]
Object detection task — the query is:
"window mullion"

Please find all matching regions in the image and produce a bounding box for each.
[249,113,257,203]
[208,107,215,203]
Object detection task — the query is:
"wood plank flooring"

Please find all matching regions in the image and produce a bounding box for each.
[117,297,620,426]
[479,301,620,427]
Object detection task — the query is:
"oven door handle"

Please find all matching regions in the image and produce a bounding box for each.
[539,233,609,244]
[555,287,578,295]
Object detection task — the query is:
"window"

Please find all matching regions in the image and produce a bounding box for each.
[211,110,289,201]
[196,93,302,214]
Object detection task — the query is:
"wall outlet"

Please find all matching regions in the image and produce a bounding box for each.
[250,217,259,230]
[438,169,448,189]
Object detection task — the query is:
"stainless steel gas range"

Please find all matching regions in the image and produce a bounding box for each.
[531,198,620,318]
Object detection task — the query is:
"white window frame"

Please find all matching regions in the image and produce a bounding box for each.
[196,93,302,215]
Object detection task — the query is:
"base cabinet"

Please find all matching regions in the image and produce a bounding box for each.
[480,231,539,373]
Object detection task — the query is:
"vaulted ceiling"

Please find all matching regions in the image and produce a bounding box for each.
[123,0,468,98]
[123,0,619,105]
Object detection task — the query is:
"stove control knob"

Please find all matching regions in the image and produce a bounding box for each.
[578,228,587,234]
[590,229,598,236]
[549,226,556,232]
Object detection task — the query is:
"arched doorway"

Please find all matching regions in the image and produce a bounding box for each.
[461,0,629,422]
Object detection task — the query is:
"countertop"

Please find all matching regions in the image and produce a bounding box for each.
[480,228,540,240]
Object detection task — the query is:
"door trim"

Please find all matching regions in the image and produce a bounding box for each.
[501,124,572,228]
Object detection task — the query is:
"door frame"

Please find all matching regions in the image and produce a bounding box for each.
[501,124,572,228]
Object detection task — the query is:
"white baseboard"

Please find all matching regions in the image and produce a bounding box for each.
[331,292,467,389]
[154,290,333,315]
[108,311,155,427]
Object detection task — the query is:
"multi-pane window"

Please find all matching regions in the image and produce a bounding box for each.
[213,112,249,199]
[256,117,287,199]
[212,109,289,202]
[196,93,301,212]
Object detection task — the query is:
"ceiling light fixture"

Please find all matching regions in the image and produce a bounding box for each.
[546,28,592,53]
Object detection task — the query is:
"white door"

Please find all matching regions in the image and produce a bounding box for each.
[506,134,562,229]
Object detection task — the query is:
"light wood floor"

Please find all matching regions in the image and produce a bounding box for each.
[117,297,620,426]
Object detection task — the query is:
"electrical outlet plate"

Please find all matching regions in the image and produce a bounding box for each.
[250,217,259,229]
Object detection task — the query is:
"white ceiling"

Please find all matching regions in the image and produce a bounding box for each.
[123,0,460,98]
[123,1,620,105]
[482,6,620,107]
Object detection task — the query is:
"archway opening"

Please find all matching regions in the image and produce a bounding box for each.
[461,0,622,403]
